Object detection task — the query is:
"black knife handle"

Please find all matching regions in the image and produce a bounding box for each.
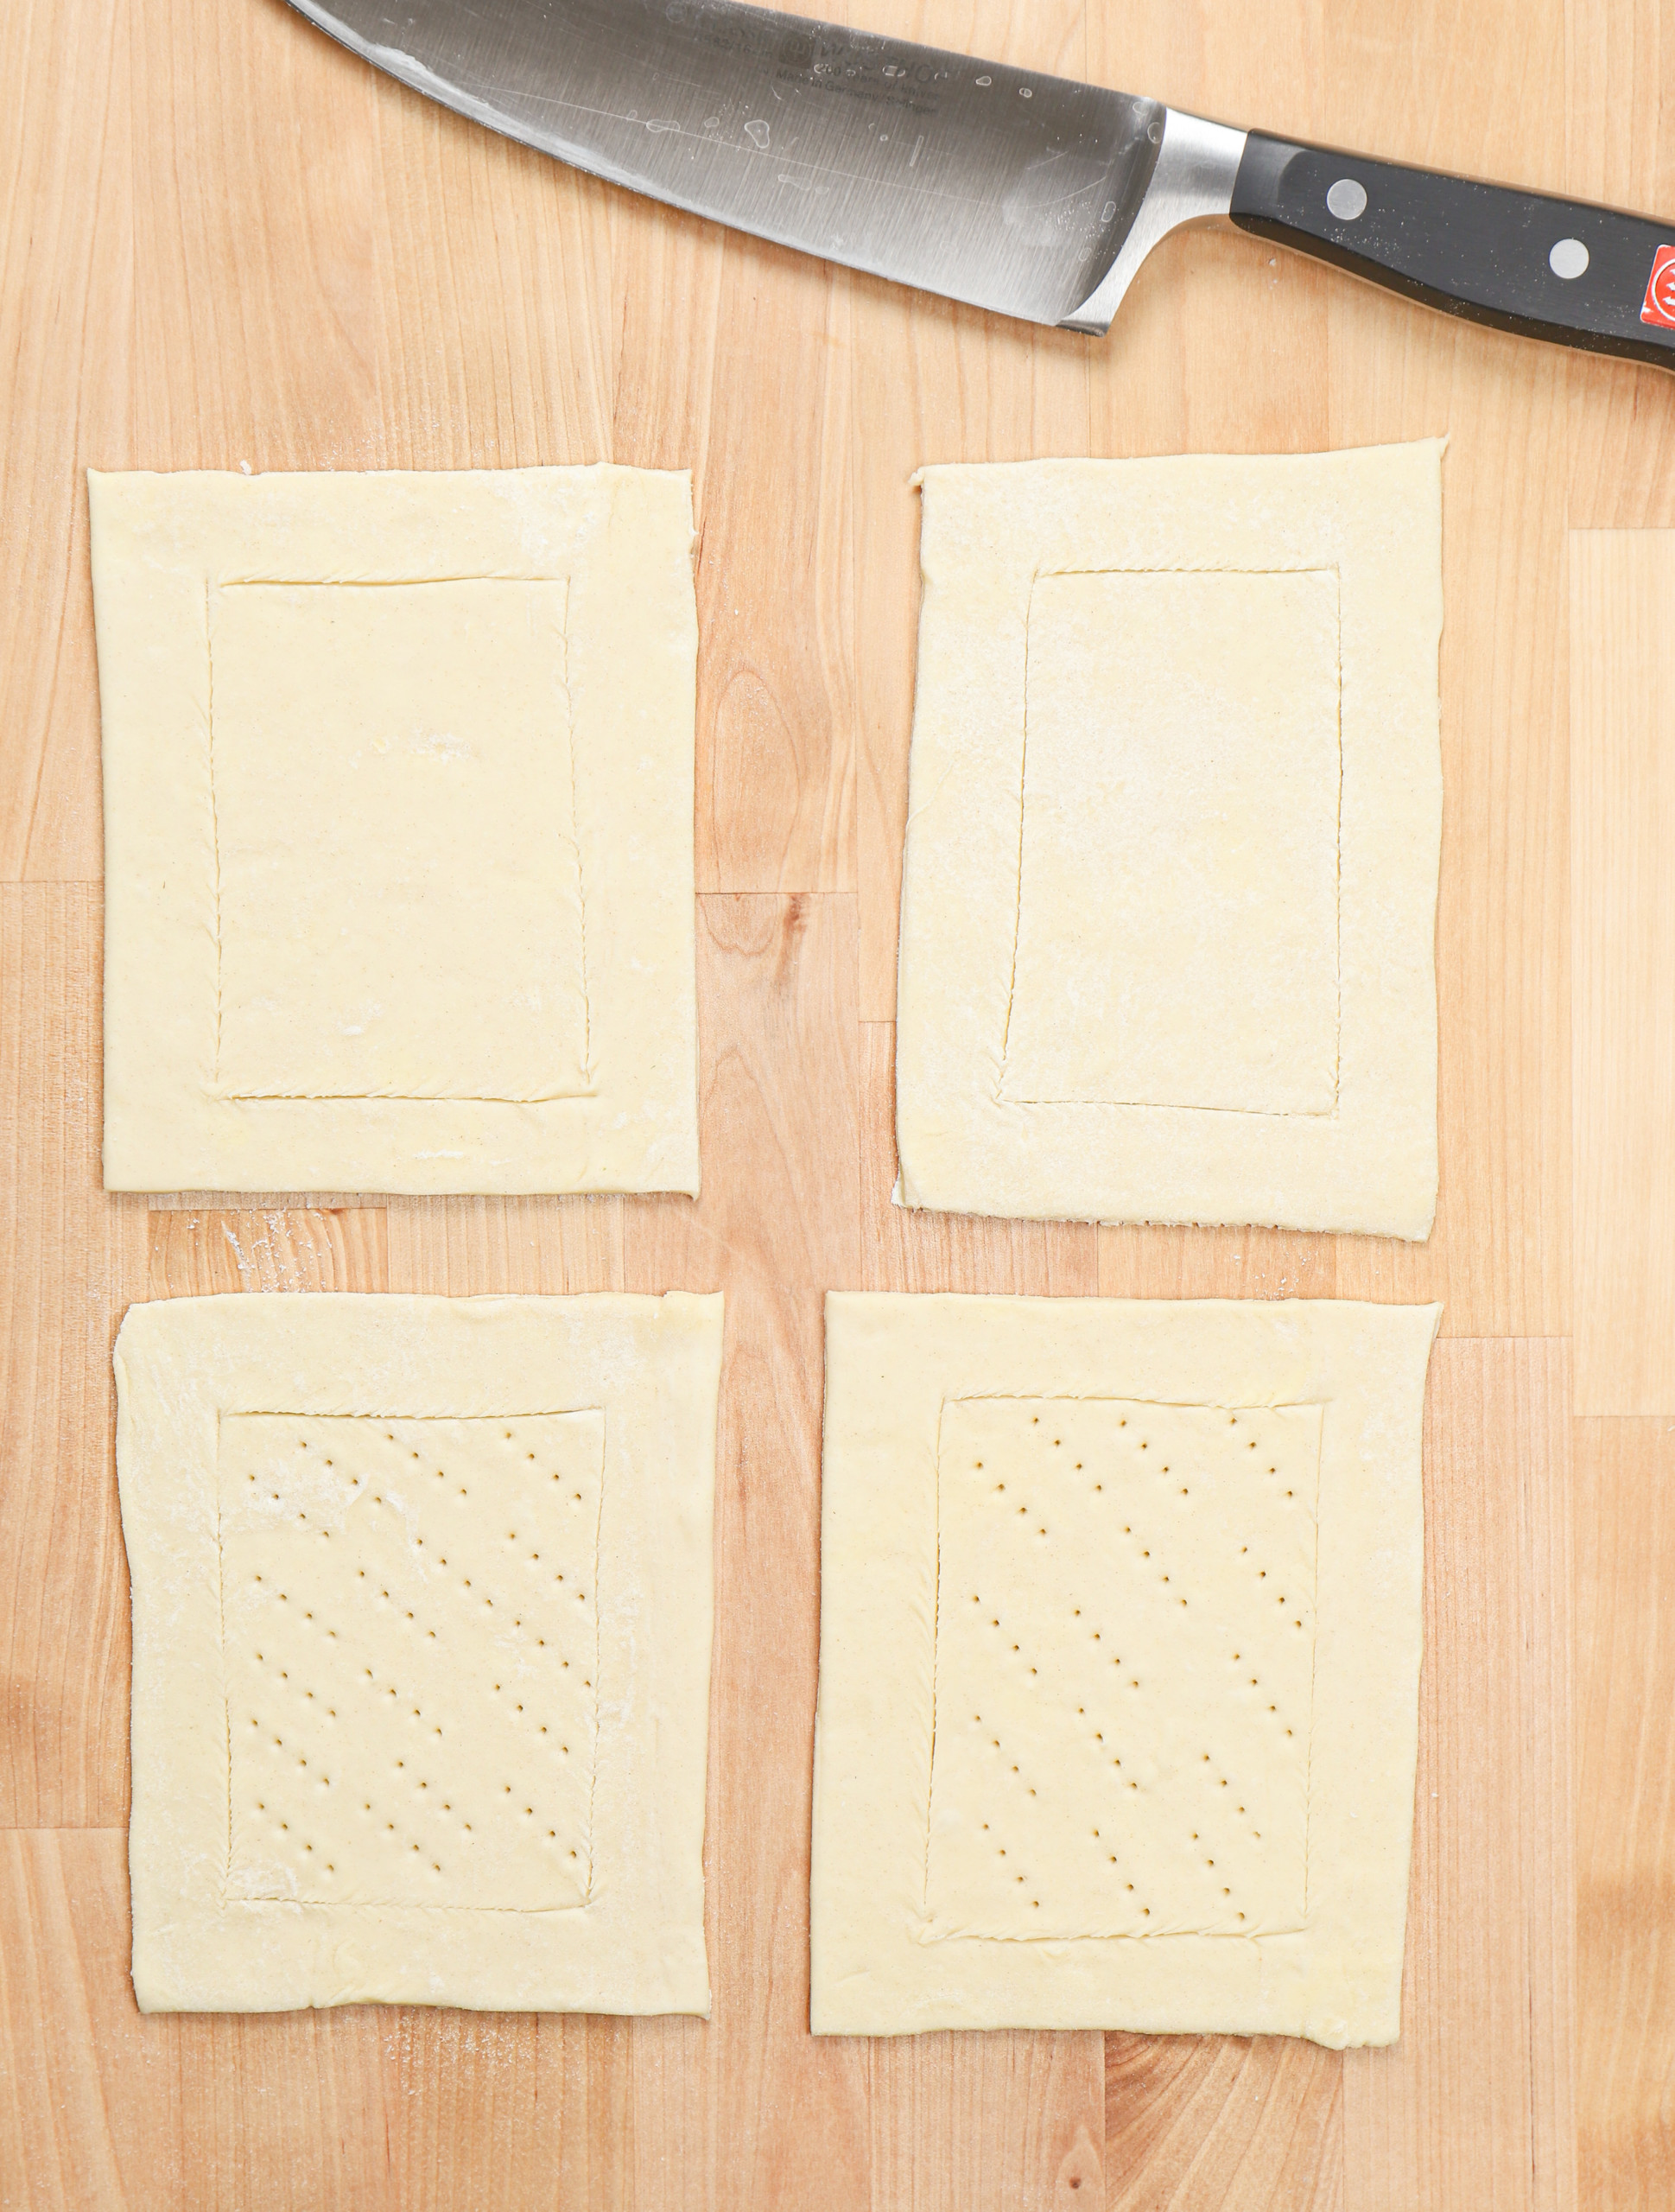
[1230,130,1675,369]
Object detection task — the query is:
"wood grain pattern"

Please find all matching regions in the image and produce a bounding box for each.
[146,1208,387,1298]
[1104,2033,1342,2212]
[1570,532,1675,1414]
[1575,1420,1675,2207]
[0,887,143,1830]
[0,3,127,883]
[0,0,1670,2200]
[1343,1339,1575,2212]
[0,1827,667,2208]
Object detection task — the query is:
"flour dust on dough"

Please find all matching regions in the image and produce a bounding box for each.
[117,1292,720,2016]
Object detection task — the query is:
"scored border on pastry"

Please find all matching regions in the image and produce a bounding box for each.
[116,1291,720,2015]
[92,466,700,1196]
[811,1292,1439,2046]
[893,442,1444,1236]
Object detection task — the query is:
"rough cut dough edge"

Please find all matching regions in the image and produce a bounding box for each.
[809,1291,1440,2047]
[101,1143,705,1202]
[810,1981,1398,2049]
[891,442,1444,1244]
[92,464,701,1201]
[886,1172,1436,1241]
[117,1290,722,2018]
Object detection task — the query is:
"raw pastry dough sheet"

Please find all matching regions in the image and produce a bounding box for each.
[893,442,1444,1236]
[93,466,700,1195]
[811,1293,1440,2045]
[117,1292,721,2015]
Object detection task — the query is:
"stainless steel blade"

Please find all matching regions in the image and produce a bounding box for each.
[283,0,1215,329]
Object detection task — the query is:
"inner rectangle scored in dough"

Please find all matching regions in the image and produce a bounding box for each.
[927,1396,1322,1940]
[1000,569,1342,1117]
[211,580,590,1103]
[219,1411,605,1910]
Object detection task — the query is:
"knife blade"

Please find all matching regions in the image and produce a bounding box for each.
[285,0,1675,369]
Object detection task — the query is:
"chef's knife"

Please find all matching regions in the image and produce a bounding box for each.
[284,0,1675,369]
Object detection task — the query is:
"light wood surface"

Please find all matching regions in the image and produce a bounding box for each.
[1575,1421,1675,2207]
[1570,532,1675,1415]
[1,0,1672,2202]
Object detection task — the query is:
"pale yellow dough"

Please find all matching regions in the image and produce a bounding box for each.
[116,1292,721,2015]
[811,1294,1440,2045]
[92,466,700,1195]
[894,442,1444,1236]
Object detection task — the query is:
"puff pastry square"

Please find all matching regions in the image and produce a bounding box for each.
[92,467,699,1195]
[894,442,1443,1236]
[116,1292,720,2015]
[810,1293,1439,2045]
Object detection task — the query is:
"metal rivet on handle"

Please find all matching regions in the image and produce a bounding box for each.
[1549,237,1589,279]
[1326,178,1367,221]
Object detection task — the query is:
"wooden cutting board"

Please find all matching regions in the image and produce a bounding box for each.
[3,0,1672,2202]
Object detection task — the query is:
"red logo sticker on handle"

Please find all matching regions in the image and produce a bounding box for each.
[1641,244,1675,327]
